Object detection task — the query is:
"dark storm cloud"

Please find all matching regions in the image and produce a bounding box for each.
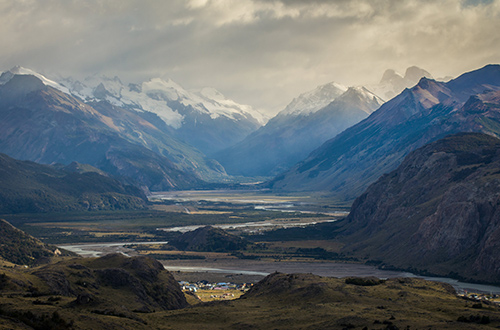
[1,0,499,114]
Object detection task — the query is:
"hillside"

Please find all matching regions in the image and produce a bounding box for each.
[2,265,499,329]
[340,133,500,284]
[169,226,252,252]
[152,273,499,329]
[0,219,76,266]
[0,152,146,213]
[270,64,500,201]
[0,253,188,329]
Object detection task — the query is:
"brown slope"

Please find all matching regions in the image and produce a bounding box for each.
[341,132,500,284]
[0,219,76,266]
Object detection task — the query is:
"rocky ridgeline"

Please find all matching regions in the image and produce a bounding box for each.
[342,133,500,284]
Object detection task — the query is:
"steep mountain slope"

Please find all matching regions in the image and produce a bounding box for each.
[0,72,214,190]
[0,152,146,213]
[0,219,76,265]
[87,100,227,181]
[215,84,383,176]
[61,74,265,155]
[341,133,500,284]
[270,64,500,201]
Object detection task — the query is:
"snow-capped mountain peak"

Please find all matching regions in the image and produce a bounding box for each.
[58,73,266,145]
[0,66,70,94]
[142,77,189,102]
[192,87,267,124]
[199,87,224,100]
[281,81,348,116]
[340,86,384,103]
[333,86,384,115]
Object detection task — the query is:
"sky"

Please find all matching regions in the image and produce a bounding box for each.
[0,0,499,115]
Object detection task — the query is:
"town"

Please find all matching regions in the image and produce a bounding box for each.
[178,280,253,302]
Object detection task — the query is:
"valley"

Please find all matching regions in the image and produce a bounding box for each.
[2,2,500,328]
[1,192,337,243]
[0,47,500,329]
[4,189,498,296]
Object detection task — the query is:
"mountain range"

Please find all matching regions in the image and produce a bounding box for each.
[0,65,435,189]
[59,71,266,155]
[214,84,384,176]
[213,66,431,177]
[270,64,500,202]
[0,68,231,191]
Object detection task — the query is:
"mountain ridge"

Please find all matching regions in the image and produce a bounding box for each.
[270,64,500,201]
[214,84,384,176]
[0,152,147,213]
[59,72,266,155]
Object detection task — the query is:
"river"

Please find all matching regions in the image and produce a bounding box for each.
[157,219,339,233]
[60,241,500,294]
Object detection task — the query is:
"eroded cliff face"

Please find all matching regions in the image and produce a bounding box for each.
[342,132,500,283]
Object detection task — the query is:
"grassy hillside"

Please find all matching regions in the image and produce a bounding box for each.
[0,253,188,329]
[2,268,498,329]
[0,153,146,213]
[0,219,76,266]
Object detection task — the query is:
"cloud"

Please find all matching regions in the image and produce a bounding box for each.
[0,0,499,114]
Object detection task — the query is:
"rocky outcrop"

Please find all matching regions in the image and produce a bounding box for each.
[341,133,500,283]
[169,226,252,252]
[32,254,188,311]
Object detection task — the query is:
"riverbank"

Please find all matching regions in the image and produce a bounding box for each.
[59,240,500,294]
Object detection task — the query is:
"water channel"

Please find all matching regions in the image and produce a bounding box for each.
[60,241,500,294]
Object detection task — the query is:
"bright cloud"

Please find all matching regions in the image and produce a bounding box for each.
[0,0,499,114]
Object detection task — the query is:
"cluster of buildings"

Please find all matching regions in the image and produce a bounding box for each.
[459,291,500,304]
[178,280,252,293]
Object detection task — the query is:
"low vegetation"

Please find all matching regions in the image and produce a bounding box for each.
[1,203,328,244]
[0,219,76,266]
[0,153,146,213]
[2,262,500,329]
[169,226,253,252]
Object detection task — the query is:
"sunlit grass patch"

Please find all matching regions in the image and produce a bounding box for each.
[193,289,244,302]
